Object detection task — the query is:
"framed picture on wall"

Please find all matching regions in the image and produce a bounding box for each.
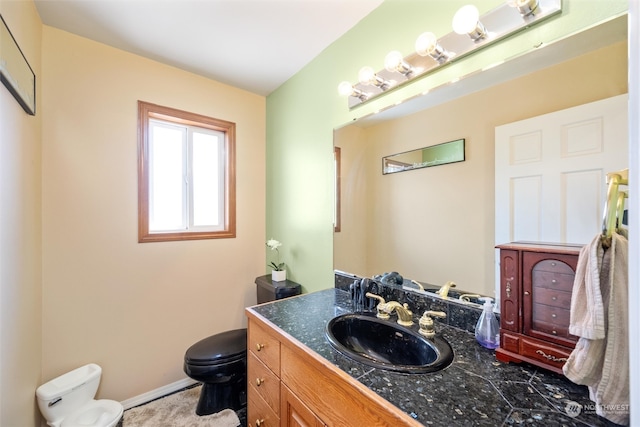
[0,14,36,115]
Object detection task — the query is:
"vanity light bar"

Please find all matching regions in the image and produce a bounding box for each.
[339,0,561,109]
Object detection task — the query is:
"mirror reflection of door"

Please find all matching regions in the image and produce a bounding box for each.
[495,94,628,245]
[494,94,628,299]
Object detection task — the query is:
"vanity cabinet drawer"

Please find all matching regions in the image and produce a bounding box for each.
[520,336,572,371]
[248,351,280,416]
[249,321,281,375]
[248,385,279,427]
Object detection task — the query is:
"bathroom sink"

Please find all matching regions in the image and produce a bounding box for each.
[325,313,453,374]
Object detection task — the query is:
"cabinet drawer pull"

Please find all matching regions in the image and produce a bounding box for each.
[551,262,557,267]
[524,291,530,296]
[551,279,557,284]
[551,313,557,318]
[536,349,567,362]
[255,377,264,386]
[506,282,511,298]
[255,419,265,427]
[256,343,264,351]
[552,296,557,301]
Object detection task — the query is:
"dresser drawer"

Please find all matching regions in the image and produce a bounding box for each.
[249,321,281,375]
[532,258,575,275]
[533,287,572,308]
[520,336,573,371]
[248,385,279,427]
[248,351,280,416]
[532,270,574,291]
[500,332,520,353]
[532,304,571,338]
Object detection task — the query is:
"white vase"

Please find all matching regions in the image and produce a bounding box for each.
[272,270,287,282]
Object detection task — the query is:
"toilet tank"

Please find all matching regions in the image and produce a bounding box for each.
[36,364,102,425]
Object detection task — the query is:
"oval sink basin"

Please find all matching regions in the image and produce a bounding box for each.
[325,313,453,374]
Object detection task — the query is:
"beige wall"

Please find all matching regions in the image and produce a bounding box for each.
[336,41,627,297]
[0,1,43,426]
[40,27,265,401]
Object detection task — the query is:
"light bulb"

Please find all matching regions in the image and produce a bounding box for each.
[358,66,376,85]
[415,32,438,56]
[452,5,486,41]
[338,81,354,97]
[415,32,450,63]
[452,5,480,34]
[510,0,539,16]
[384,51,413,75]
[384,51,403,72]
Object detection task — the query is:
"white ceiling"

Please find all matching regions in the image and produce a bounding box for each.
[34,0,383,96]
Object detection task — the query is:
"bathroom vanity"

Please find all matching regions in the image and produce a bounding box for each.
[496,242,582,375]
[246,288,610,426]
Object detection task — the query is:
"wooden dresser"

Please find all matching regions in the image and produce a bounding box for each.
[495,242,582,375]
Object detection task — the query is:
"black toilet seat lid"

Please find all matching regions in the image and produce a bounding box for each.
[185,328,247,365]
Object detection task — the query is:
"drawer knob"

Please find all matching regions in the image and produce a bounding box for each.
[551,279,557,284]
[256,343,264,351]
[551,262,557,266]
[255,419,265,427]
[552,330,557,335]
[524,291,530,296]
[256,377,264,386]
[552,313,557,318]
[552,296,557,301]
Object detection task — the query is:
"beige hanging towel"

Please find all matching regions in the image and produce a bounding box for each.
[563,232,629,426]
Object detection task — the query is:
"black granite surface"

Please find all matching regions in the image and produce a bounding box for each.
[248,288,619,427]
[335,271,489,333]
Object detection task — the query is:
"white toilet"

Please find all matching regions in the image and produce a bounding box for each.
[36,363,123,427]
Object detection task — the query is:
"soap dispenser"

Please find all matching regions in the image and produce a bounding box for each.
[475,297,500,349]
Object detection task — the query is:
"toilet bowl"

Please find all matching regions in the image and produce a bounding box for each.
[183,328,247,415]
[36,364,123,427]
[183,276,301,416]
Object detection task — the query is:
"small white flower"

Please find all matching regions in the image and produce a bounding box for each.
[266,239,285,271]
[266,239,282,250]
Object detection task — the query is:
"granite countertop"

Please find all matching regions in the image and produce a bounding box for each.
[248,288,617,427]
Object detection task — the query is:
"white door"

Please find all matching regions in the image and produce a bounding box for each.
[495,94,628,246]
[495,94,628,299]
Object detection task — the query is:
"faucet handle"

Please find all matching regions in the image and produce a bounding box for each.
[419,311,447,338]
[365,292,389,319]
[365,292,385,304]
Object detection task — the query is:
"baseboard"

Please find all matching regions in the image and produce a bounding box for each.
[120,377,199,410]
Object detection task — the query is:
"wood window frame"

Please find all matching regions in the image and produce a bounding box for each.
[137,100,236,242]
[334,146,341,232]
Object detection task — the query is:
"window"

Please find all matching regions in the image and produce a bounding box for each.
[138,101,235,242]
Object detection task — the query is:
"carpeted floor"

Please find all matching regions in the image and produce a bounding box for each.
[123,385,245,427]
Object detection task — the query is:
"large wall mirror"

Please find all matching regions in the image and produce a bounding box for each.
[334,15,628,300]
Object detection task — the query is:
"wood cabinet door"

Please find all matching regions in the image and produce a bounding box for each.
[522,251,578,347]
[281,384,325,427]
[499,249,520,332]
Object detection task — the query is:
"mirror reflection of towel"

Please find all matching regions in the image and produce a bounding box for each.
[563,232,629,426]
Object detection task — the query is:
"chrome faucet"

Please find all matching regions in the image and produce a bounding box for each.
[436,281,456,299]
[419,311,447,338]
[365,292,414,326]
